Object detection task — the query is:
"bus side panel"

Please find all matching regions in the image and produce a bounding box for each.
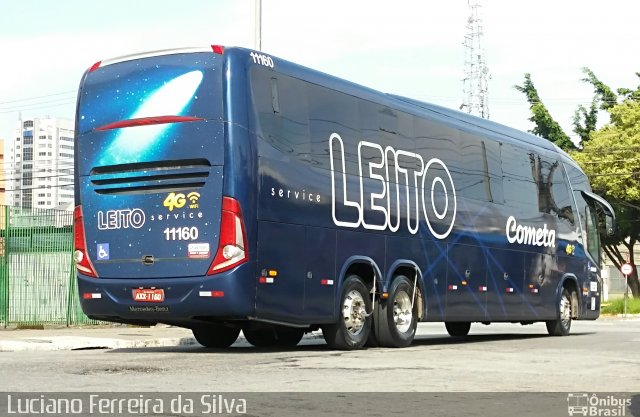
[255,221,306,323]
[385,235,447,322]
[253,222,337,324]
[486,249,526,320]
[445,243,488,321]
[303,226,337,322]
[336,229,385,284]
[524,252,560,320]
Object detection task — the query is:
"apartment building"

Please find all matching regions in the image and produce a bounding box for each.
[4,117,74,209]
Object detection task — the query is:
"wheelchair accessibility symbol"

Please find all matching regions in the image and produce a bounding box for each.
[97,243,110,260]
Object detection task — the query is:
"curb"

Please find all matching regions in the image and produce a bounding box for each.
[0,336,199,352]
[0,331,327,352]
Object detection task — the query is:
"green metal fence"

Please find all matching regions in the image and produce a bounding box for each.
[0,205,97,327]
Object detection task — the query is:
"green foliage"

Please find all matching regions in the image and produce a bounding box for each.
[617,72,640,102]
[572,67,620,146]
[572,101,640,200]
[601,297,640,315]
[570,101,640,297]
[580,67,618,111]
[514,74,576,151]
[572,102,598,145]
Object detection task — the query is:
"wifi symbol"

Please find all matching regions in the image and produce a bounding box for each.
[187,192,200,208]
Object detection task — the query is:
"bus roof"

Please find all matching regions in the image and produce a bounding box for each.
[231,46,562,154]
[87,45,566,156]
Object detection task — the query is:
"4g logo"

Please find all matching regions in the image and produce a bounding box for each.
[164,192,200,211]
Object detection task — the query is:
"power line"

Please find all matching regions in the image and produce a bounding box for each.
[580,158,640,164]
[0,96,76,111]
[576,145,640,153]
[0,99,76,115]
[0,90,76,105]
[589,172,640,177]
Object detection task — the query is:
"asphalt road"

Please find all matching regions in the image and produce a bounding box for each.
[1,318,639,393]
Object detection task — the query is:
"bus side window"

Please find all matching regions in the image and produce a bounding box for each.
[251,69,310,163]
[534,154,575,226]
[485,140,504,204]
[550,160,575,226]
[454,134,503,204]
[274,76,309,162]
[501,143,537,218]
[307,83,360,173]
[585,205,601,263]
[414,118,461,194]
[564,162,592,240]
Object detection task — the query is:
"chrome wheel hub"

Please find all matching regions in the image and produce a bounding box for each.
[393,290,413,333]
[560,294,571,328]
[342,290,367,335]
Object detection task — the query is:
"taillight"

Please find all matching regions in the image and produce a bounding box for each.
[208,197,248,275]
[95,115,204,131]
[88,61,102,72]
[74,206,98,277]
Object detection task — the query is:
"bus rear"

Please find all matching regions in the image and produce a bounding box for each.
[74,47,255,334]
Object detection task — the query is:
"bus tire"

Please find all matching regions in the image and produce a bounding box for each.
[445,321,471,337]
[322,275,372,350]
[192,325,240,348]
[374,276,418,348]
[365,313,380,347]
[546,288,572,336]
[243,327,304,348]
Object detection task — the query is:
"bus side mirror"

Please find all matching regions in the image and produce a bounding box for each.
[605,215,615,237]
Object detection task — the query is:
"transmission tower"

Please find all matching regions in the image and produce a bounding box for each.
[461,0,490,119]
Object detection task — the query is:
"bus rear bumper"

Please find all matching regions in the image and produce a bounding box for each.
[76,262,256,325]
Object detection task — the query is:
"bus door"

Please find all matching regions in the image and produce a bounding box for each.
[523,252,557,319]
[446,243,487,320]
[253,224,359,324]
[302,227,336,322]
[486,249,525,320]
[255,222,306,322]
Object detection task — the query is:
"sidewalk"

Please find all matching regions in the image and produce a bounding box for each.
[0,325,199,352]
[1,316,637,352]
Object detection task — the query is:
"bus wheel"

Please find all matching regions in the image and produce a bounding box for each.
[322,275,372,350]
[445,321,471,337]
[243,327,304,348]
[375,276,418,348]
[546,288,572,336]
[192,325,240,348]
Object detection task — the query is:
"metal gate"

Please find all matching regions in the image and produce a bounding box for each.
[0,206,97,327]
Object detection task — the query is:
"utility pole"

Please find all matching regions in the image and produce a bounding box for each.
[255,0,262,51]
[461,0,490,119]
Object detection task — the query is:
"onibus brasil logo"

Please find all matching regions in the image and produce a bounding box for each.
[567,393,631,416]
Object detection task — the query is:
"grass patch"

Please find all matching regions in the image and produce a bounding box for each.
[601,297,640,315]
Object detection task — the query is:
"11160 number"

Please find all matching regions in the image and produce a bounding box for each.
[163,227,199,241]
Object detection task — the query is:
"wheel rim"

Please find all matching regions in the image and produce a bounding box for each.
[342,290,367,336]
[560,292,571,329]
[393,290,413,333]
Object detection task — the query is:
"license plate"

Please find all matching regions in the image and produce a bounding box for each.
[132,288,165,303]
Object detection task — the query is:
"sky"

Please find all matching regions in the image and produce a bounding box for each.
[1,0,639,145]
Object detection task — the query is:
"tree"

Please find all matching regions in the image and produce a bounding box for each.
[573,68,618,145]
[572,101,598,145]
[516,72,640,297]
[514,74,576,151]
[616,72,640,102]
[571,101,640,297]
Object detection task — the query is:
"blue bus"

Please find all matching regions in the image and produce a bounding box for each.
[74,46,615,350]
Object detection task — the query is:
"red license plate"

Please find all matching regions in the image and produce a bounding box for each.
[132,288,165,303]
